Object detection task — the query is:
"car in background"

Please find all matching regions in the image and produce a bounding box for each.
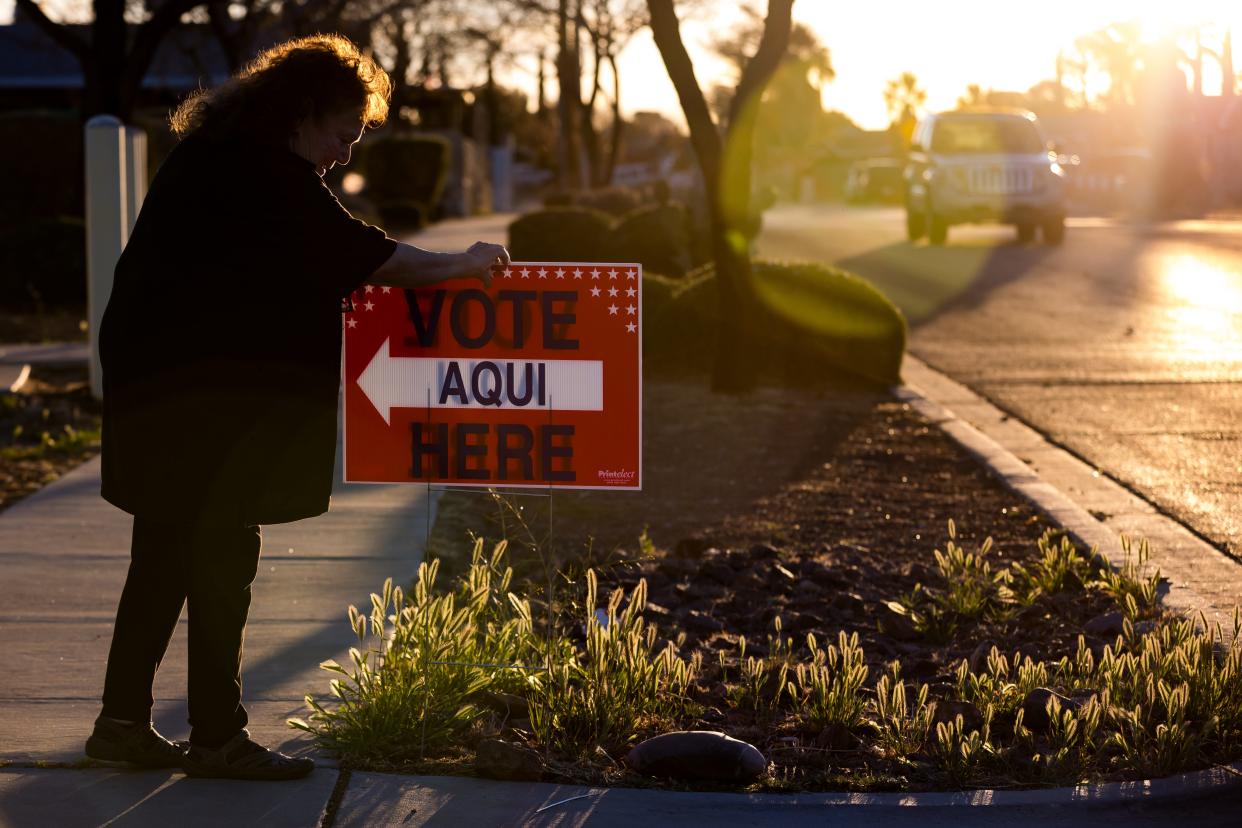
[844,158,905,204]
[904,109,1067,245]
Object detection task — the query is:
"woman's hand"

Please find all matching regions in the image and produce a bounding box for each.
[464,241,511,289]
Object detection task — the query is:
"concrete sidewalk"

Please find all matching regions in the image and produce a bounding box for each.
[0,423,439,825]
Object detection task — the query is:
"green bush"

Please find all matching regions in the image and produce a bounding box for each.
[643,260,906,386]
[507,207,614,262]
[0,218,86,309]
[572,186,644,217]
[363,133,450,227]
[0,110,83,223]
[605,204,693,278]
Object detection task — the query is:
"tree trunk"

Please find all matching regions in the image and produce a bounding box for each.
[556,0,583,189]
[603,52,624,186]
[648,0,791,392]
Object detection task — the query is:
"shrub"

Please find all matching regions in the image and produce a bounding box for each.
[573,186,644,217]
[0,218,87,309]
[642,260,907,386]
[750,260,907,386]
[363,133,450,227]
[605,204,693,277]
[507,207,614,262]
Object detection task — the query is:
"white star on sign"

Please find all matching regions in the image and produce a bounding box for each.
[626,286,637,297]
[591,269,601,279]
[381,286,391,293]
[626,304,636,315]
[626,321,637,333]
[537,268,548,279]
[555,268,565,279]
[590,286,602,297]
[608,304,619,315]
[627,271,637,280]
[363,301,375,311]
[608,286,619,297]
[608,269,618,280]
[347,318,358,328]
[503,268,513,278]
[573,269,583,279]
[364,285,374,293]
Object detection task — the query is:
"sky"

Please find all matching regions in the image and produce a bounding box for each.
[3,1,1241,130]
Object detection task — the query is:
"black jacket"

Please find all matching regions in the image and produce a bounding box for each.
[99,133,397,527]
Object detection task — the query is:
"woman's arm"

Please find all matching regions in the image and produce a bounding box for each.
[368,240,510,290]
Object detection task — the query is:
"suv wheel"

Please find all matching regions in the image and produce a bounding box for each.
[1043,216,1065,245]
[927,212,948,246]
[905,208,926,241]
[1016,223,1035,243]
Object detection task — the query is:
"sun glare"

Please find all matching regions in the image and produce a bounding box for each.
[1160,254,1242,360]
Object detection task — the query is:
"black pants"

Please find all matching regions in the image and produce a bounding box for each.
[100,516,262,749]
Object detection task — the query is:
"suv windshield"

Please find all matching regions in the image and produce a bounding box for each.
[930,117,1045,154]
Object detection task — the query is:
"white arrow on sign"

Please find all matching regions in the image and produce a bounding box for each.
[357,338,604,425]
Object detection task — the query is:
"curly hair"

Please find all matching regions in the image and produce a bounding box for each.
[169,33,391,145]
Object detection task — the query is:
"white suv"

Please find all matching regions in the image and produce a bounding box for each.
[904,109,1067,245]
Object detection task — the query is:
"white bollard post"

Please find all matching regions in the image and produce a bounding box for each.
[85,115,128,401]
[124,126,147,235]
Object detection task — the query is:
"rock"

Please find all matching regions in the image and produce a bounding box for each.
[684,610,725,635]
[626,731,767,782]
[932,700,983,733]
[1021,688,1078,733]
[643,602,672,618]
[793,579,824,599]
[748,543,781,560]
[674,536,716,559]
[968,642,996,673]
[1085,611,1126,637]
[815,724,854,750]
[477,691,529,720]
[701,560,736,586]
[878,604,921,642]
[474,738,544,781]
[831,592,867,614]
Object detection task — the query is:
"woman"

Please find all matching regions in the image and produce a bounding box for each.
[83,33,508,781]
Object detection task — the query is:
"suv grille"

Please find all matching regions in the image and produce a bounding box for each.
[966,166,1034,195]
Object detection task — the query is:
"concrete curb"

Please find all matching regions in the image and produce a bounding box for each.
[893,354,1242,635]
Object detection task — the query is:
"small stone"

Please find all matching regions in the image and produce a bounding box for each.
[1021,688,1078,733]
[1085,611,1126,636]
[474,738,544,781]
[627,731,767,782]
[794,579,824,598]
[968,642,996,673]
[748,543,781,560]
[684,610,725,634]
[932,700,983,733]
[477,691,529,720]
[701,560,735,586]
[878,604,921,642]
[674,536,716,559]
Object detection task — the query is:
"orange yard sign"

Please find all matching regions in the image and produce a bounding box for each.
[342,262,642,490]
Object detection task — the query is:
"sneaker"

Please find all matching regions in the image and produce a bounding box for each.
[85,715,190,768]
[181,729,315,781]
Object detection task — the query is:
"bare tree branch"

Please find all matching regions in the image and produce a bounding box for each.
[14,0,90,60]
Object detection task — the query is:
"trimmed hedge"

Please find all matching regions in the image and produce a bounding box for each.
[363,133,451,229]
[605,204,693,278]
[0,218,87,309]
[644,260,906,386]
[508,207,614,262]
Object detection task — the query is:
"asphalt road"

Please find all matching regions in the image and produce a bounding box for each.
[757,203,1242,560]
